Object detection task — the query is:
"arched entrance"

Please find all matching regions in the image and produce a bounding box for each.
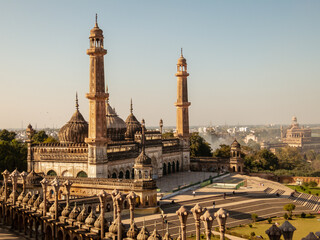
[163,163,167,175]
[125,170,130,179]
[112,172,117,179]
[172,161,175,173]
[119,171,124,179]
[57,230,63,240]
[176,161,180,172]
[232,166,235,172]
[46,226,53,240]
[168,162,171,174]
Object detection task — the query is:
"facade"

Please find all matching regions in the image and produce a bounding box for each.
[27,18,191,182]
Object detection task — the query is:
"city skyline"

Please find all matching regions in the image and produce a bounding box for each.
[1,1,320,129]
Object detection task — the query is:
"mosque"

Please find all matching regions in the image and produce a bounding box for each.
[26,16,191,182]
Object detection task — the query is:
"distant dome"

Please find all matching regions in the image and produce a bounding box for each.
[106,101,127,141]
[125,100,141,140]
[59,96,88,144]
[292,116,297,122]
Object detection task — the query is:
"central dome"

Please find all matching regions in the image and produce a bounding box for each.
[59,95,88,144]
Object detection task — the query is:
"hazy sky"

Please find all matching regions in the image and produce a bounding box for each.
[1,1,320,129]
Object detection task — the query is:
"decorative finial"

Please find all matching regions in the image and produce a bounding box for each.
[141,119,146,152]
[130,98,133,114]
[95,14,98,27]
[106,85,109,103]
[76,92,79,111]
[181,48,183,57]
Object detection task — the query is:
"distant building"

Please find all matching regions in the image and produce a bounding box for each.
[262,116,320,153]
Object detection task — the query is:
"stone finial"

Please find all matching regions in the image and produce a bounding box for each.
[126,191,137,202]
[279,221,296,240]
[137,220,150,240]
[163,222,173,240]
[191,203,205,220]
[302,232,318,240]
[176,206,190,225]
[10,169,20,179]
[85,209,96,227]
[20,171,28,180]
[200,210,214,240]
[265,224,282,240]
[111,189,119,198]
[2,169,10,180]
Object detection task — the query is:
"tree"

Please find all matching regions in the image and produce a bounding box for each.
[43,136,58,143]
[32,130,49,143]
[0,139,27,173]
[162,132,174,139]
[0,129,16,142]
[255,149,279,171]
[251,213,258,223]
[309,181,318,188]
[189,132,212,157]
[276,147,305,170]
[213,144,231,158]
[283,203,295,218]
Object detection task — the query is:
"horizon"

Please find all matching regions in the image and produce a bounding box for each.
[1,1,320,128]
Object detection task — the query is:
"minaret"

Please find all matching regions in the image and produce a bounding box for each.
[175,49,190,138]
[85,15,108,177]
[175,49,191,171]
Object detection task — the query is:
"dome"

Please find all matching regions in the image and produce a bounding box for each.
[90,15,103,38]
[137,225,149,240]
[231,139,240,149]
[59,95,88,144]
[76,205,88,223]
[106,101,127,141]
[127,222,139,239]
[177,55,187,65]
[85,209,96,227]
[125,100,141,140]
[61,204,72,217]
[135,150,152,166]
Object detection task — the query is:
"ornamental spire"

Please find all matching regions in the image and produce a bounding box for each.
[130,98,133,114]
[181,48,183,57]
[76,92,79,111]
[95,13,98,27]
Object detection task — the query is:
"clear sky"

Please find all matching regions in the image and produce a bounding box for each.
[1,1,320,129]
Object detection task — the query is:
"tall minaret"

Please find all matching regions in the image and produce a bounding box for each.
[175,49,191,171]
[175,49,190,138]
[85,15,108,177]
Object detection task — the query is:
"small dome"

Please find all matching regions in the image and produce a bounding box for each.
[85,209,96,227]
[292,116,297,122]
[90,25,103,38]
[76,205,88,223]
[177,55,187,65]
[135,150,152,166]
[127,222,139,239]
[61,204,72,217]
[137,226,149,240]
[125,100,141,140]
[59,96,88,144]
[106,102,127,141]
[148,227,161,240]
[231,139,240,148]
[69,203,80,220]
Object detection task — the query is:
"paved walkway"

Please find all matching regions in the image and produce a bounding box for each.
[156,171,217,192]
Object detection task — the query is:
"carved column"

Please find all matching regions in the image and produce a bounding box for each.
[115,192,124,240]
[126,191,136,225]
[40,178,49,217]
[191,204,205,240]
[200,210,214,240]
[63,180,72,207]
[20,171,28,194]
[2,170,10,224]
[98,190,107,240]
[51,177,60,221]
[111,189,119,221]
[9,169,19,206]
[176,206,190,240]
[214,208,229,240]
[2,170,10,203]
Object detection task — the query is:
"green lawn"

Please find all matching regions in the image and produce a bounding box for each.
[286,185,320,196]
[228,216,320,239]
